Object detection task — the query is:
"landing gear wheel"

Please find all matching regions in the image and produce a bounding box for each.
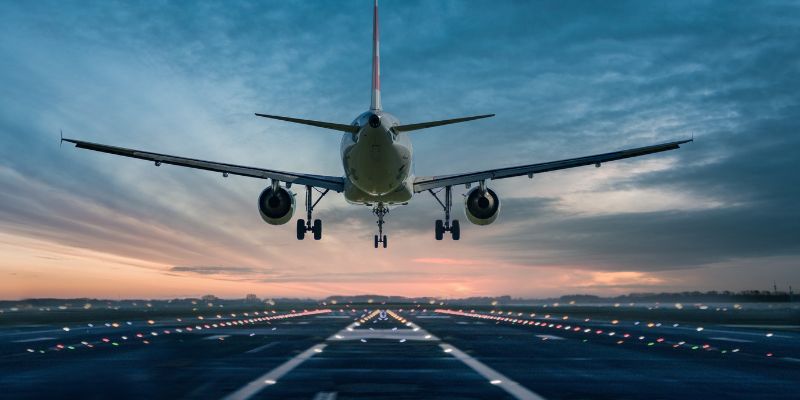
[296,219,306,240]
[451,220,460,240]
[382,235,388,248]
[435,220,444,241]
[374,235,379,248]
[313,219,322,240]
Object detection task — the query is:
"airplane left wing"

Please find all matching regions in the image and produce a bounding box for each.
[62,138,345,192]
[413,139,692,192]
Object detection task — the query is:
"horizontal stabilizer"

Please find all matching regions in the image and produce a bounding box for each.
[255,113,358,133]
[394,114,495,132]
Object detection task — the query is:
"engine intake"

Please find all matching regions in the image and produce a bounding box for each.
[258,186,295,225]
[464,187,501,225]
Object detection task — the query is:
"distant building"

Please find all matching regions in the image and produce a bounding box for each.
[245,294,260,303]
[201,294,219,302]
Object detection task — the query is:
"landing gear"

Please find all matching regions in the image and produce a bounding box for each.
[297,185,328,241]
[429,185,460,240]
[373,203,389,248]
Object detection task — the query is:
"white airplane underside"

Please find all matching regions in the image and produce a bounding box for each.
[63,0,691,248]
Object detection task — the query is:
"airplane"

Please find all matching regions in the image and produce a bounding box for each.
[62,0,691,249]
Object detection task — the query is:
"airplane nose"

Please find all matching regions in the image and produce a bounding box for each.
[368,113,381,128]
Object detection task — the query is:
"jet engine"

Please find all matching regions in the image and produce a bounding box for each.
[464,187,501,225]
[257,186,295,225]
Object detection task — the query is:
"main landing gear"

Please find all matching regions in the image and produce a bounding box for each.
[373,203,388,248]
[429,185,460,241]
[297,185,329,241]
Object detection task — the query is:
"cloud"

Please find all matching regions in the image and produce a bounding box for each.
[412,258,482,266]
[0,1,798,297]
[169,265,261,275]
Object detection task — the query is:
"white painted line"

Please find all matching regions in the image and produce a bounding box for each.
[782,357,800,363]
[222,343,327,400]
[245,341,280,354]
[709,337,753,343]
[12,337,56,343]
[312,392,338,400]
[535,335,564,341]
[204,335,230,340]
[440,344,547,400]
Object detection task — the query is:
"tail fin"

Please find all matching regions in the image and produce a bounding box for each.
[370,0,381,111]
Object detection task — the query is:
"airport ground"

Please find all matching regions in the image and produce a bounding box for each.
[1,302,798,399]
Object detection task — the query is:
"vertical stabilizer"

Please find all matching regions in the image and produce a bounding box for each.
[370,0,381,110]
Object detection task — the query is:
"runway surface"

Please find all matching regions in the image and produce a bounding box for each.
[1,305,798,399]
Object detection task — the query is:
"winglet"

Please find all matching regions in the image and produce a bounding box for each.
[59,129,63,148]
[370,0,381,111]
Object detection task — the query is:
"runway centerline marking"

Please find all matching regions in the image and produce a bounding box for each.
[12,337,56,343]
[222,343,327,400]
[536,334,564,340]
[245,341,281,354]
[709,337,753,343]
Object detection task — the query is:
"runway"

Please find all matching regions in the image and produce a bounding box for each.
[1,304,798,399]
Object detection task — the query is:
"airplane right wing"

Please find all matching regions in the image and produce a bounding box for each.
[413,139,692,192]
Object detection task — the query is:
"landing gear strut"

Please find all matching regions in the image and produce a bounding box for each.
[373,203,388,248]
[429,185,460,240]
[297,185,329,241]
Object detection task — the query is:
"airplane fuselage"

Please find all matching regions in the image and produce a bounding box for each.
[340,110,414,205]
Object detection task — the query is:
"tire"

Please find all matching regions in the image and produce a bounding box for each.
[296,219,306,240]
[382,235,387,248]
[435,220,444,241]
[374,235,379,248]
[451,220,460,240]
[313,219,322,240]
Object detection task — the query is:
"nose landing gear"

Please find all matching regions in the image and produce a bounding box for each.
[429,185,460,241]
[373,203,389,248]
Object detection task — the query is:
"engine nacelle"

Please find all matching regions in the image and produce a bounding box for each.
[464,187,501,225]
[257,186,295,225]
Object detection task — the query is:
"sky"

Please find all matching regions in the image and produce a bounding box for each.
[0,0,798,300]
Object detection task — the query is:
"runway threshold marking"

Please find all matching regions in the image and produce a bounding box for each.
[221,343,327,400]
[440,343,547,400]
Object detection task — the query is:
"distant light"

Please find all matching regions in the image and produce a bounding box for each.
[313,348,323,353]
[444,348,453,353]
[766,333,774,337]
[696,327,704,332]
[490,380,502,385]
[264,379,276,385]
[62,327,70,332]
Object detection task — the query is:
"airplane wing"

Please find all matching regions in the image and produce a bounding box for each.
[413,139,692,192]
[62,138,345,192]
